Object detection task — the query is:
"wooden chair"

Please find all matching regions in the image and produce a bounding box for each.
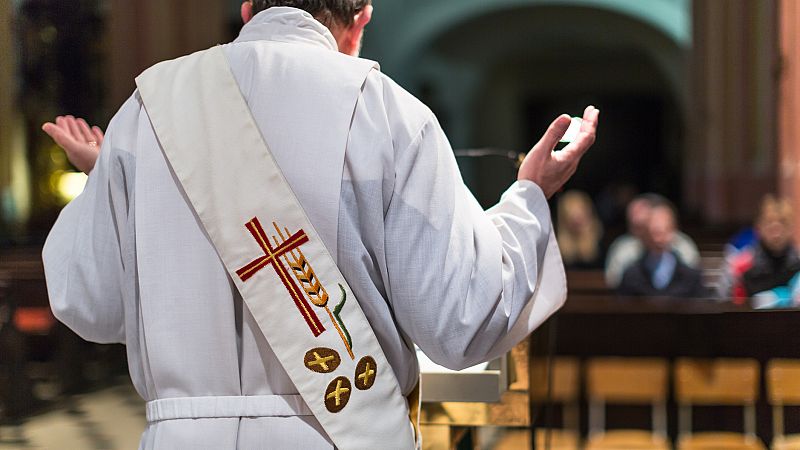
[530,358,580,450]
[767,359,800,450]
[674,358,766,450]
[585,357,670,450]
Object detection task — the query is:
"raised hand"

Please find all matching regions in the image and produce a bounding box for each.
[42,115,104,174]
[517,105,600,198]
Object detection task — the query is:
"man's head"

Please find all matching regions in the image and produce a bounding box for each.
[756,195,794,255]
[626,197,652,239]
[241,0,373,56]
[646,206,676,254]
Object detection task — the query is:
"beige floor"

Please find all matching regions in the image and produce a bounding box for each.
[0,385,533,449]
[0,384,145,449]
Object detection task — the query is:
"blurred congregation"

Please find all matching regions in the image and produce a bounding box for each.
[3,0,800,449]
[555,189,800,306]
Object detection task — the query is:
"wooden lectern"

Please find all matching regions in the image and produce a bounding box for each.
[419,342,532,450]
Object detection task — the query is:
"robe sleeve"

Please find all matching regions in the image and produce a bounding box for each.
[42,119,134,345]
[384,116,566,371]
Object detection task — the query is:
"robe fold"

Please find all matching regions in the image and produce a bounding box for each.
[43,7,565,449]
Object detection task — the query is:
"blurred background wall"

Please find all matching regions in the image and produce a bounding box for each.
[0,0,796,242]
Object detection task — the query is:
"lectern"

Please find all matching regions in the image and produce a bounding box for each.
[419,342,532,450]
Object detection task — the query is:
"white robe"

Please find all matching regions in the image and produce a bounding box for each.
[42,7,564,449]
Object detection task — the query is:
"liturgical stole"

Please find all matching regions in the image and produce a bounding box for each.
[136,46,417,449]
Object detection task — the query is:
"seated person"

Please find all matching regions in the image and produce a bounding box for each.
[557,190,604,270]
[725,226,757,256]
[605,194,700,288]
[728,195,800,306]
[617,201,707,298]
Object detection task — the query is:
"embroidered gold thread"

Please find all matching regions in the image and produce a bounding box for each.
[332,284,353,351]
[358,363,374,385]
[256,228,322,335]
[237,227,308,279]
[273,258,322,335]
[269,235,322,330]
[236,219,324,336]
[274,223,355,360]
[355,356,377,390]
[327,379,349,406]
[274,224,330,307]
[309,352,334,371]
[304,347,341,373]
[325,377,352,413]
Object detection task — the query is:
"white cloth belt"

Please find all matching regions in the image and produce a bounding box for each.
[145,394,313,423]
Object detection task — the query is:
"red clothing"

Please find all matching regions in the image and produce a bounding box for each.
[730,250,754,303]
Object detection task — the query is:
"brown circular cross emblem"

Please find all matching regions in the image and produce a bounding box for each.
[324,376,352,413]
[355,356,377,390]
[304,347,341,374]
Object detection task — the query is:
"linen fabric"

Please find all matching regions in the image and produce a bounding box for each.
[135,45,414,448]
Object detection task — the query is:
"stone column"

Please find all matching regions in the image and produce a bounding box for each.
[0,0,12,195]
[0,1,31,232]
[779,0,800,241]
[689,0,778,224]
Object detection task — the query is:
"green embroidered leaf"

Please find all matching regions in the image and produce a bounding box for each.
[334,284,352,350]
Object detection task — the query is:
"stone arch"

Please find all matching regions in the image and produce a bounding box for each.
[363,0,691,209]
[369,0,690,82]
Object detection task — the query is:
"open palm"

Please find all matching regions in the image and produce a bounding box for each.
[42,115,104,174]
[518,105,600,198]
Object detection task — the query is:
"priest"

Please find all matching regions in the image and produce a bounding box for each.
[42,1,599,448]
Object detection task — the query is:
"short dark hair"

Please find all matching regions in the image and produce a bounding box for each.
[639,193,678,223]
[250,0,370,28]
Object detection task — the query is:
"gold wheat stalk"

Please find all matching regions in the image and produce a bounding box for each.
[273,223,329,306]
[273,223,354,360]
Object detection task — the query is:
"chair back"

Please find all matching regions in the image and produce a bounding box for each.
[531,357,580,403]
[586,358,669,439]
[531,357,581,446]
[675,358,759,405]
[587,358,668,403]
[767,359,800,405]
[674,358,760,440]
[767,359,800,440]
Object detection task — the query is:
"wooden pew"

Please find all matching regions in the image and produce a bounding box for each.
[539,294,800,447]
[566,270,611,296]
[0,248,54,335]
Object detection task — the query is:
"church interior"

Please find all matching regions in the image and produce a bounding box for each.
[2,0,800,448]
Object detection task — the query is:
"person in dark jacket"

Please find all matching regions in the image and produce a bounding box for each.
[728,195,800,304]
[618,200,707,298]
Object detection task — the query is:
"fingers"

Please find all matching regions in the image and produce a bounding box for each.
[42,122,75,149]
[580,105,600,135]
[65,116,84,142]
[560,106,599,160]
[91,126,104,144]
[54,116,77,142]
[535,114,572,153]
[55,116,69,135]
[77,118,96,143]
[579,106,599,150]
[46,115,104,144]
[41,122,58,141]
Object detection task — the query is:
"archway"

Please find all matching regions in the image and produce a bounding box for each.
[364,1,690,224]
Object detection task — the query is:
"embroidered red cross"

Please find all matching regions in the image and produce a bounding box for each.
[236,217,325,337]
